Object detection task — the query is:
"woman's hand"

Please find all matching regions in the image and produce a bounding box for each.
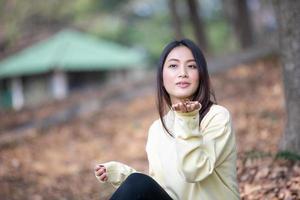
[172,100,202,113]
[95,164,108,182]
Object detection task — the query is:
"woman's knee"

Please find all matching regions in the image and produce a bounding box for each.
[110,173,172,200]
[123,173,156,191]
[126,173,151,182]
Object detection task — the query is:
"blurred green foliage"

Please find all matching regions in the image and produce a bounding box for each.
[276,151,300,161]
[206,19,238,55]
[0,0,236,64]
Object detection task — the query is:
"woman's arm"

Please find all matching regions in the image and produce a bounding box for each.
[173,106,235,183]
[146,122,165,184]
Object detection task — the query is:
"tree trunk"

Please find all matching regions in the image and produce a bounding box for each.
[222,0,254,48]
[274,0,300,154]
[168,0,183,40]
[186,0,208,52]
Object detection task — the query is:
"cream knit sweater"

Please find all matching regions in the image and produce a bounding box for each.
[96,104,240,200]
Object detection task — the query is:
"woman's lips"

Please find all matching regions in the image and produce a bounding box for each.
[176,82,191,88]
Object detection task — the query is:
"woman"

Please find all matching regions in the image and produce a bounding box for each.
[95,39,240,200]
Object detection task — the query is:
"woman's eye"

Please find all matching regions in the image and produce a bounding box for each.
[188,65,197,69]
[169,64,177,68]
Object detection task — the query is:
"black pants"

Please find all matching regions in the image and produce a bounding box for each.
[109,173,173,200]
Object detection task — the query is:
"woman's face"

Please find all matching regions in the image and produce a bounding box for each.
[163,46,199,104]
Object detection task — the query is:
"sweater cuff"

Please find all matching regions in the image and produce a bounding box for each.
[95,161,136,188]
[174,108,199,117]
[95,161,122,184]
[174,109,200,139]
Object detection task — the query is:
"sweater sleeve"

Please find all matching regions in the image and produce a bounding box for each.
[174,107,234,183]
[95,161,136,188]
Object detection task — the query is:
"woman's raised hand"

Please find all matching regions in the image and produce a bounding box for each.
[172,100,202,113]
[95,164,108,182]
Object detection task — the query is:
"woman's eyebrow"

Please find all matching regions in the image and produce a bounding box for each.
[166,58,196,62]
[186,59,196,63]
[167,58,180,62]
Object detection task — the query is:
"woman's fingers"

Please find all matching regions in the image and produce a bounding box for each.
[172,102,185,112]
[188,103,195,112]
[94,165,101,171]
[189,102,200,111]
[95,169,102,176]
[95,166,106,176]
[95,164,105,171]
[196,102,202,110]
[172,103,179,111]
[172,103,184,111]
[172,101,202,112]
[94,164,108,182]
[179,103,187,112]
[99,173,108,181]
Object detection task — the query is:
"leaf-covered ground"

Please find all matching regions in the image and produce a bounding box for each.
[0,57,299,200]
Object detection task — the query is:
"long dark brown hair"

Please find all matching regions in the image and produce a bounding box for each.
[156,39,216,136]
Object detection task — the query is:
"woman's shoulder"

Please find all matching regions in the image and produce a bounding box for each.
[150,119,161,128]
[209,104,230,115]
[202,104,231,125]
[148,119,161,134]
[146,119,162,148]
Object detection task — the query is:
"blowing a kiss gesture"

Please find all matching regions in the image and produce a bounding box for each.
[172,99,202,113]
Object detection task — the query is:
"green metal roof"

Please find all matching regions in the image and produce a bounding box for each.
[0,30,145,79]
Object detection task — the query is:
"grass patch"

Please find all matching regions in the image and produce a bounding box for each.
[276,151,300,161]
[243,150,273,159]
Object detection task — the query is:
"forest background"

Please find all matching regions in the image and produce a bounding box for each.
[0,0,299,199]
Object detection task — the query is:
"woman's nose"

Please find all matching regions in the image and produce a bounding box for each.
[178,66,188,78]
